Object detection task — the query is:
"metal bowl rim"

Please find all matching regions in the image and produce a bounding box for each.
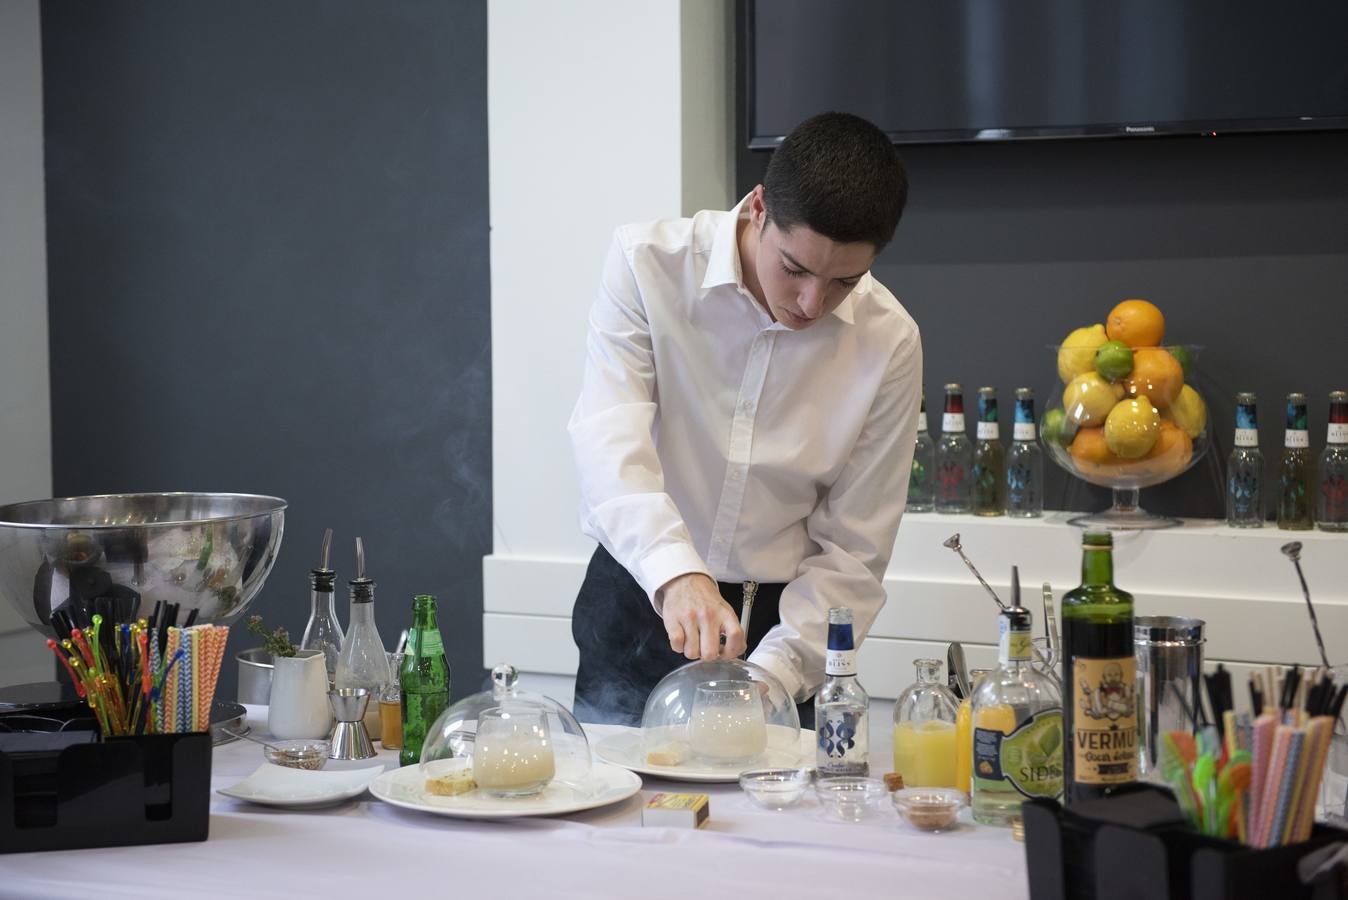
[0,491,288,530]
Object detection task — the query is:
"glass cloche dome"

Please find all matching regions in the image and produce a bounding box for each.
[639,658,801,769]
[420,664,591,798]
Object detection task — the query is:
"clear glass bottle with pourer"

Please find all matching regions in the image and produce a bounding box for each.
[300,529,343,683]
[971,605,1063,825]
[335,537,391,738]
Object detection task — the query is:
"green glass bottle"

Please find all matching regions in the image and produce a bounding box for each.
[1061,531,1137,805]
[399,594,451,766]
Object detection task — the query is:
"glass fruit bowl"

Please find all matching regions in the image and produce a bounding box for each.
[1044,343,1209,528]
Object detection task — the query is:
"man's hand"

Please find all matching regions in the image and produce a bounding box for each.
[658,573,745,660]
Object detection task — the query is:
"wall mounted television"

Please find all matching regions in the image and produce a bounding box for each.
[746,0,1348,146]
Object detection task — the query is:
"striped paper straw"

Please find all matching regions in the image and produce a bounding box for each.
[1255,725,1293,846]
[177,627,192,733]
[1280,726,1316,845]
[190,627,204,731]
[1266,729,1305,847]
[1249,715,1277,841]
[1291,717,1335,843]
[164,629,181,734]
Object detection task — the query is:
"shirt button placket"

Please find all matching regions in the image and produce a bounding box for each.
[707,332,773,571]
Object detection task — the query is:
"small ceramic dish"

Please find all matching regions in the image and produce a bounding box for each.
[263,739,330,770]
[738,768,813,810]
[814,776,887,822]
[891,787,965,832]
[218,763,383,808]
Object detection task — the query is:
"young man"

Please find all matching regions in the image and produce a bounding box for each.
[568,112,922,725]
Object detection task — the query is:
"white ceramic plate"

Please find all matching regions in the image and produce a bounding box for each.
[217,763,386,809]
[593,726,813,783]
[369,761,642,819]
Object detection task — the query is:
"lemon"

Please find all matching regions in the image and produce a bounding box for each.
[1063,372,1125,426]
[1167,384,1207,439]
[1094,340,1134,382]
[1057,324,1109,384]
[1104,396,1161,458]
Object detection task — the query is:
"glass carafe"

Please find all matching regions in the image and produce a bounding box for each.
[892,658,959,787]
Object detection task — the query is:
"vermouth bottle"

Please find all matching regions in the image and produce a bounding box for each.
[815,607,870,777]
[1226,392,1263,528]
[907,393,935,513]
[1005,388,1043,518]
[971,604,1063,825]
[936,383,972,514]
[971,387,1006,516]
[1278,393,1314,530]
[1317,390,1348,531]
[1061,532,1136,806]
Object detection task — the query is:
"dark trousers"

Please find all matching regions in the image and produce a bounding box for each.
[571,545,812,728]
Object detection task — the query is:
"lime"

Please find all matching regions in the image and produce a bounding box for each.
[1094,340,1134,382]
[1041,408,1069,448]
[1104,397,1161,458]
[1063,372,1125,426]
[1167,345,1193,377]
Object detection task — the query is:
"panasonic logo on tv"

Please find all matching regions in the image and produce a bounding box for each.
[1124,125,1156,133]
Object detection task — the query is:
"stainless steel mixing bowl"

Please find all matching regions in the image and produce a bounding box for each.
[0,492,286,636]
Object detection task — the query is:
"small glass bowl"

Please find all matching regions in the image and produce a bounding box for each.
[738,768,813,810]
[891,787,965,832]
[815,776,887,822]
[264,739,330,770]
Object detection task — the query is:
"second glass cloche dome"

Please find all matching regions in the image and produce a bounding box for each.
[420,664,592,798]
[639,657,800,768]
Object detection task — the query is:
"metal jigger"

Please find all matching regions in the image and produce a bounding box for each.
[327,687,377,760]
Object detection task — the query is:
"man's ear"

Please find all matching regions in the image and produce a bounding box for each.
[748,184,767,231]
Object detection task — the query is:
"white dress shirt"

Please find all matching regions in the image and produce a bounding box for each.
[568,195,923,701]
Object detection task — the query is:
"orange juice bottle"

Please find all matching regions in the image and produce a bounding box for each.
[891,658,959,787]
[954,669,993,795]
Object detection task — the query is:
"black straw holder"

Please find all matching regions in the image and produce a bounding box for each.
[0,731,211,853]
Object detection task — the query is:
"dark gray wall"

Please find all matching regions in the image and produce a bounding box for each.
[739,128,1348,520]
[42,1,489,697]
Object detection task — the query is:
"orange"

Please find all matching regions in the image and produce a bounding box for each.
[1069,427,1116,466]
[1106,299,1166,348]
[1124,347,1184,409]
[1142,420,1193,479]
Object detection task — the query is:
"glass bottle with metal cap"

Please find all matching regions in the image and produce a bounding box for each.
[1005,388,1043,518]
[335,537,391,738]
[907,392,935,512]
[1316,390,1348,531]
[1278,392,1314,530]
[1226,392,1264,528]
[971,386,1006,516]
[936,383,972,514]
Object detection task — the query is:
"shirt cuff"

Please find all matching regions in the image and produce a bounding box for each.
[747,648,807,704]
[637,543,712,614]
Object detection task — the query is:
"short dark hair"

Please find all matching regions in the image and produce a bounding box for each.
[763,112,908,250]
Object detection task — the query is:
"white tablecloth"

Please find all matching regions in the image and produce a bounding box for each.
[1,707,1030,900]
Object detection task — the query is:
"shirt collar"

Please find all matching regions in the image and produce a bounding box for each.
[700,193,860,326]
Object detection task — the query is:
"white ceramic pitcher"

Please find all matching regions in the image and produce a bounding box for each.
[268,649,332,739]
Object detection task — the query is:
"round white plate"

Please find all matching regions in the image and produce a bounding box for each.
[368,761,642,819]
[217,763,386,809]
[593,726,814,783]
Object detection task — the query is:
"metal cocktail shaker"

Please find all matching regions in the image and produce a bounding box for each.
[1134,616,1205,779]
